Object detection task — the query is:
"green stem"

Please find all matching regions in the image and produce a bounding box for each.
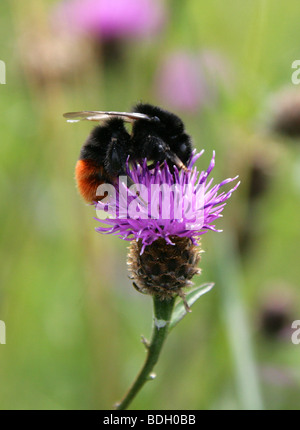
[115,295,176,410]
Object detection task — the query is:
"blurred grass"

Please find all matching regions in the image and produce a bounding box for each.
[0,0,300,410]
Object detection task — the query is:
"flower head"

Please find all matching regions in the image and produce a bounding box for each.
[95,150,239,254]
[155,50,234,113]
[265,86,300,139]
[53,0,166,40]
[95,150,239,304]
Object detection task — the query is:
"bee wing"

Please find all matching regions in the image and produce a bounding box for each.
[63,111,153,123]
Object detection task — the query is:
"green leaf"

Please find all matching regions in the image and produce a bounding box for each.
[169,283,214,331]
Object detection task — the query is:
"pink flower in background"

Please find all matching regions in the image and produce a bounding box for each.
[155,52,209,112]
[265,86,300,139]
[155,50,233,113]
[53,0,166,39]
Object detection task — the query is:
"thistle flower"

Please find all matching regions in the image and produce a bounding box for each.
[53,0,166,40]
[155,50,234,113]
[18,12,94,86]
[258,288,296,341]
[265,86,300,139]
[95,151,239,304]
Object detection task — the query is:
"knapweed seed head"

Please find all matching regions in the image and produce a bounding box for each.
[266,87,300,139]
[95,150,239,303]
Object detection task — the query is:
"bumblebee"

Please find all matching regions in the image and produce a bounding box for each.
[63,103,193,203]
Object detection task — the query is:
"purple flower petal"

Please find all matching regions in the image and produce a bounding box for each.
[53,0,166,40]
[95,151,239,253]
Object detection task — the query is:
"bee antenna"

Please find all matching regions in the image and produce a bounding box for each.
[165,151,189,172]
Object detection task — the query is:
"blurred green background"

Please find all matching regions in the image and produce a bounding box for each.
[0,0,300,410]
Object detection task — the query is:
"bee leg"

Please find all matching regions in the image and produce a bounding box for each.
[132,281,147,294]
[165,151,189,172]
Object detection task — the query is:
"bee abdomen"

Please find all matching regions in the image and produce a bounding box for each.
[75,159,109,203]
